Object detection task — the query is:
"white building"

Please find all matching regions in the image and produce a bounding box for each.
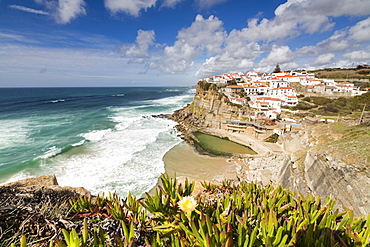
[270,80,290,88]
[230,97,248,105]
[269,87,295,97]
[283,95,298,106]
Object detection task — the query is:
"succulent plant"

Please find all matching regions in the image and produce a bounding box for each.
[9,175,370,247]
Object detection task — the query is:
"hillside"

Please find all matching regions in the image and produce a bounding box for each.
[309,122,370,165]
[309,68,370,81]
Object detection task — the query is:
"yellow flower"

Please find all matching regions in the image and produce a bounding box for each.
[178,196,197,213]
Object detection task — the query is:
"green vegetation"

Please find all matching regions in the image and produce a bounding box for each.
[264,133,279,143]
[312,122,370,165]
[273,64,281,73]
[311,68,370,80]
[9,175,370,246]
[198,81,217,91]
[288,93,370,116]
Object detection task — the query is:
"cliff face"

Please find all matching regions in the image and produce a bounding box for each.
[278,151,370,216]
[171,82,251,134]
[172,82,370,217]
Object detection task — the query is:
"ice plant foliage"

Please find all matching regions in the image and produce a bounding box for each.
[178,196,197,213]
[8,175,370,246]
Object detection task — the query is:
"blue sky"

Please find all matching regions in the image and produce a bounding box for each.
[1,0,370,87]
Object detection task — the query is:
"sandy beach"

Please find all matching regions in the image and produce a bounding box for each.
[162,126,286,184]
[163,142,238,182]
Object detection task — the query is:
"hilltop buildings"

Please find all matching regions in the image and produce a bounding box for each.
[203,71,367,120]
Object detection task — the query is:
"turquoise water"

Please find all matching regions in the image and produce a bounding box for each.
[192,132,257,155]
[0,87,195,196]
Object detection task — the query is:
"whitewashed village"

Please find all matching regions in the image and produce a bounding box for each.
[200,70,368,139]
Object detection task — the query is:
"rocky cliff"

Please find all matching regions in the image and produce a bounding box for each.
[171,81,252,136]
[171,82,370,217]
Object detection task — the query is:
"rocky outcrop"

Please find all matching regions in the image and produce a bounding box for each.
[170,82,251,141]
[278,152,370,217]
[1,174,90,196]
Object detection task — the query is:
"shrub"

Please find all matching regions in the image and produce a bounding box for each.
[334,97,348,108]
[295,102,316,110]
[264,133,279,143]
[9,175,370,247]
[311,97,332,105]
[319,104,339,113]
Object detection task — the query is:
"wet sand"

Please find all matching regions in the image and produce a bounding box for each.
[163,142,238,182]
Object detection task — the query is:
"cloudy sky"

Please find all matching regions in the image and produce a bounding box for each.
[1,0,370,87]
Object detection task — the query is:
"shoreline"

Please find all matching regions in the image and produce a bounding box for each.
[163,141,239,182]
[161,127,285,185]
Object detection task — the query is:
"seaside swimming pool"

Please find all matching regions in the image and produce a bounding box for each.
[192,131,257,156]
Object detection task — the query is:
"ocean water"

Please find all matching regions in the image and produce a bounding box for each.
[0,87,195,197]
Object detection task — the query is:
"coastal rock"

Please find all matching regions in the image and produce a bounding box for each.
[3,174,58,187]
[0,174,90,196]
[277,129,370,217]
[0,175,90,244]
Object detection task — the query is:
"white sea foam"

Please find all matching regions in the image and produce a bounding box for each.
[43,115,180,197]
[0,119,31,149]
[39,146,62,159]
[1,88,195,196]
[80,129,112,142]
[46,99,66,103]
[72,140,85,147]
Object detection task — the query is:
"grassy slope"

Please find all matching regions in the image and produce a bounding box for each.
[309,68,370,80]
[309,122,370,165]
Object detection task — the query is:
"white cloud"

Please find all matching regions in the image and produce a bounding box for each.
[295,46,319,57]
[254,62,299,73]
[56,0,86,24]
[9,5,49,15]
[349,17,370,42]
[0,40,193,87]
[259,45,294,67]
[285,0,370,33]
[176,15,226,55]
[4,0,370,85]
[150,15,226,73]
[316,31,351,53]
[121,30,155,63]
[240,17,297,42]
[195,53,255,78]
[161,0,183,8]
[0,44,122,84]
[150,43,200,73]
[0,31,41,44]
[32,0,86,24]
[195,0,227,9]
[104,0,228,16]
[104,0,156,16]
[313,53,335,66]
[343,50,370,60]
[232,0,370,44]
[195,40,262,78]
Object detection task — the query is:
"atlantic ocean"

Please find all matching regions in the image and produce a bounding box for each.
[0,87,195,196]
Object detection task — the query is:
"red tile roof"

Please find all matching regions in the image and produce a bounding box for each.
[226,85,243,88]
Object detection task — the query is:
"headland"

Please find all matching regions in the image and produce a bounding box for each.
[164,70,370,217]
